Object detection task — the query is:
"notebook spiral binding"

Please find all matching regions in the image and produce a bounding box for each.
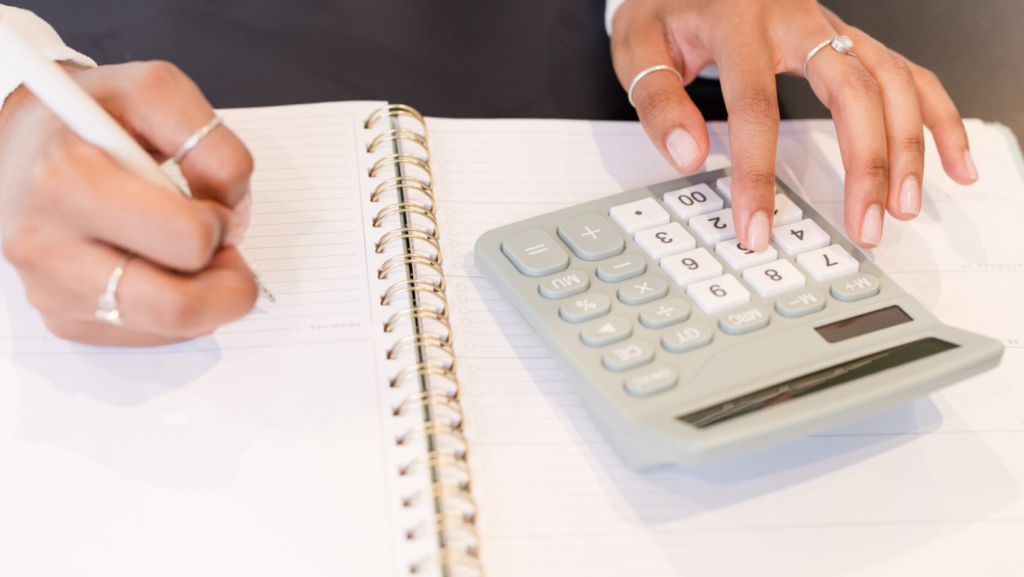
[366,104,483,576]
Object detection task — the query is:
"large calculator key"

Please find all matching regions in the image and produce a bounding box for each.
[773,194,803,226]
[618,275,669,305]
[686,274,751,313]
[609,197,670,233]
[742,259,806,297]
[797,244,859,282]
[597,253,646,282]
[716,176,733,201]
[661,321,714,353]
[559,293,612,323]
[602,340,655,372]
[775,289,827,318]
[581,316,632,347]
[831,273,880,302]
[639,298,691,329]
[624,366,678,397]
[662,183,724,220]
[660,247,723,286]
[634,222,696,259]
[719,305,771,335]
[771,218,830,255]
[715,239,778,270]
[688,208,736,244]
[501,229,570,277]
[539,269,590,299]
[557,214,625,261]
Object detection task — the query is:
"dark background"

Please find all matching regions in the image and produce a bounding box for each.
[18,0,1024,138]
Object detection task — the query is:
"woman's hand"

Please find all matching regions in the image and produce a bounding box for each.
[611,0,978,250]
[0,61,257,346]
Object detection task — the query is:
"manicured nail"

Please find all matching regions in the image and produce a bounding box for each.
[746,210,770,252]
[665,128,701,173]
[964,149,979,181]
[861,204,883,247]
[899,175,921,216]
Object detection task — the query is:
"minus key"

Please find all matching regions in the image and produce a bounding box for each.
[597,253,647,282]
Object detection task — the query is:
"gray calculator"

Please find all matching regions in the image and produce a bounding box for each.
[474,168,1003,468]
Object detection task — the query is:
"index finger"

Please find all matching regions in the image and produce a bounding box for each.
[716,35,781,252]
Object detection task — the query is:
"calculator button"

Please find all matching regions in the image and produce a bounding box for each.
[559,293,612,323]
[716,176,733,201]
[742,259,807,297]
[538,269,590,299]
[660,247,723,286]
[618,275,669,305]
[775,289,827,318]
[719,305,771,335]
[771,218,830,255]
[501,229,570,277]
[662,183,724,220]
[556,214,625,261]
[609,198,670,233]
[773,194,803,226]
[581,316,632,347]
[596,253,647,282]
[797,244,859,282]
[661,322,714,353]
[831,273,880,302]
[602,340,655,372]
[715,240,779,270]
[688,208,737,244]
[624,366,678,397]
[639,298,691,329]
[686,274,751,313]
[634,222,697,259]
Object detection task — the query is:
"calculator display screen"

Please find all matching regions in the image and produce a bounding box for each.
[679,338,958,429]
[814,305,913,343]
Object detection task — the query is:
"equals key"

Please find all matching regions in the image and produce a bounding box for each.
[501,229,569,277]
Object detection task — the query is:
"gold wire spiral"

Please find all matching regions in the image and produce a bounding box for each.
[367,104,479,576]
[371,176,435,205]
[367,128,430,161]
[364,104,427,136]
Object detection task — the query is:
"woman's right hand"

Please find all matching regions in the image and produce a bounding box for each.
[0,61,258,346]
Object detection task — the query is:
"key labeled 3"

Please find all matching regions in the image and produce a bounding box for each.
[635,222,696,259]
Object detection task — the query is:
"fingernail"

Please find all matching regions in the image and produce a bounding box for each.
[665,128,701,173]
[899,175,921,216]
[964,149,979,181]
[746,210,770,252]
[861,204,883,247]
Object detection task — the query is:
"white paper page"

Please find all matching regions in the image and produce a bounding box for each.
[428,116,1024,577]
[0,101,401,576]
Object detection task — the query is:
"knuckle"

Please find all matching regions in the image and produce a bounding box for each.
[879,51,913,79]
[739,169,778,196]
[130,60,186,94]
[2,226,47,273]
[154,287,204,334]
[914,65,941,87]
[172,214,219,272]
[898,134,926,157]
[850,155,889,183]
[731,88,779,132]
[637,87,685,123]
[837,69,881,103]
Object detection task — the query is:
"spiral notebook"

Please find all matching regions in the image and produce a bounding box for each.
[2,101,1023,577]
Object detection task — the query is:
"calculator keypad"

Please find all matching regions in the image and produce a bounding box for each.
[688,208,737,244]
[634,222,696,259]
[660,247,723,286]
[797,244,859,281]
[502,229,570,277]
[662,183,724,219]
[609,198,670,233]
[557,214,625,261]
[495,171,887,398]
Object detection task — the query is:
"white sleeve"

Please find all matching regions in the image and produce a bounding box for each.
[605,0,627,35]
[0,5,96,108]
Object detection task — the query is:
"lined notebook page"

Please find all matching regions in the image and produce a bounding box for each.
[429,117,1024,577]
[0,101,400,576]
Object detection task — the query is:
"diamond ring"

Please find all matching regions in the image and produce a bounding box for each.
[95,253,131,326]
[804,35,857,79]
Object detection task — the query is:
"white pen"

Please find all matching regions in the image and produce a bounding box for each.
[0,17,275,303]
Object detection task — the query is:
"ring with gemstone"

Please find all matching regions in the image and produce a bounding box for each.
[94,253,131,326]
[803,35,856,79]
